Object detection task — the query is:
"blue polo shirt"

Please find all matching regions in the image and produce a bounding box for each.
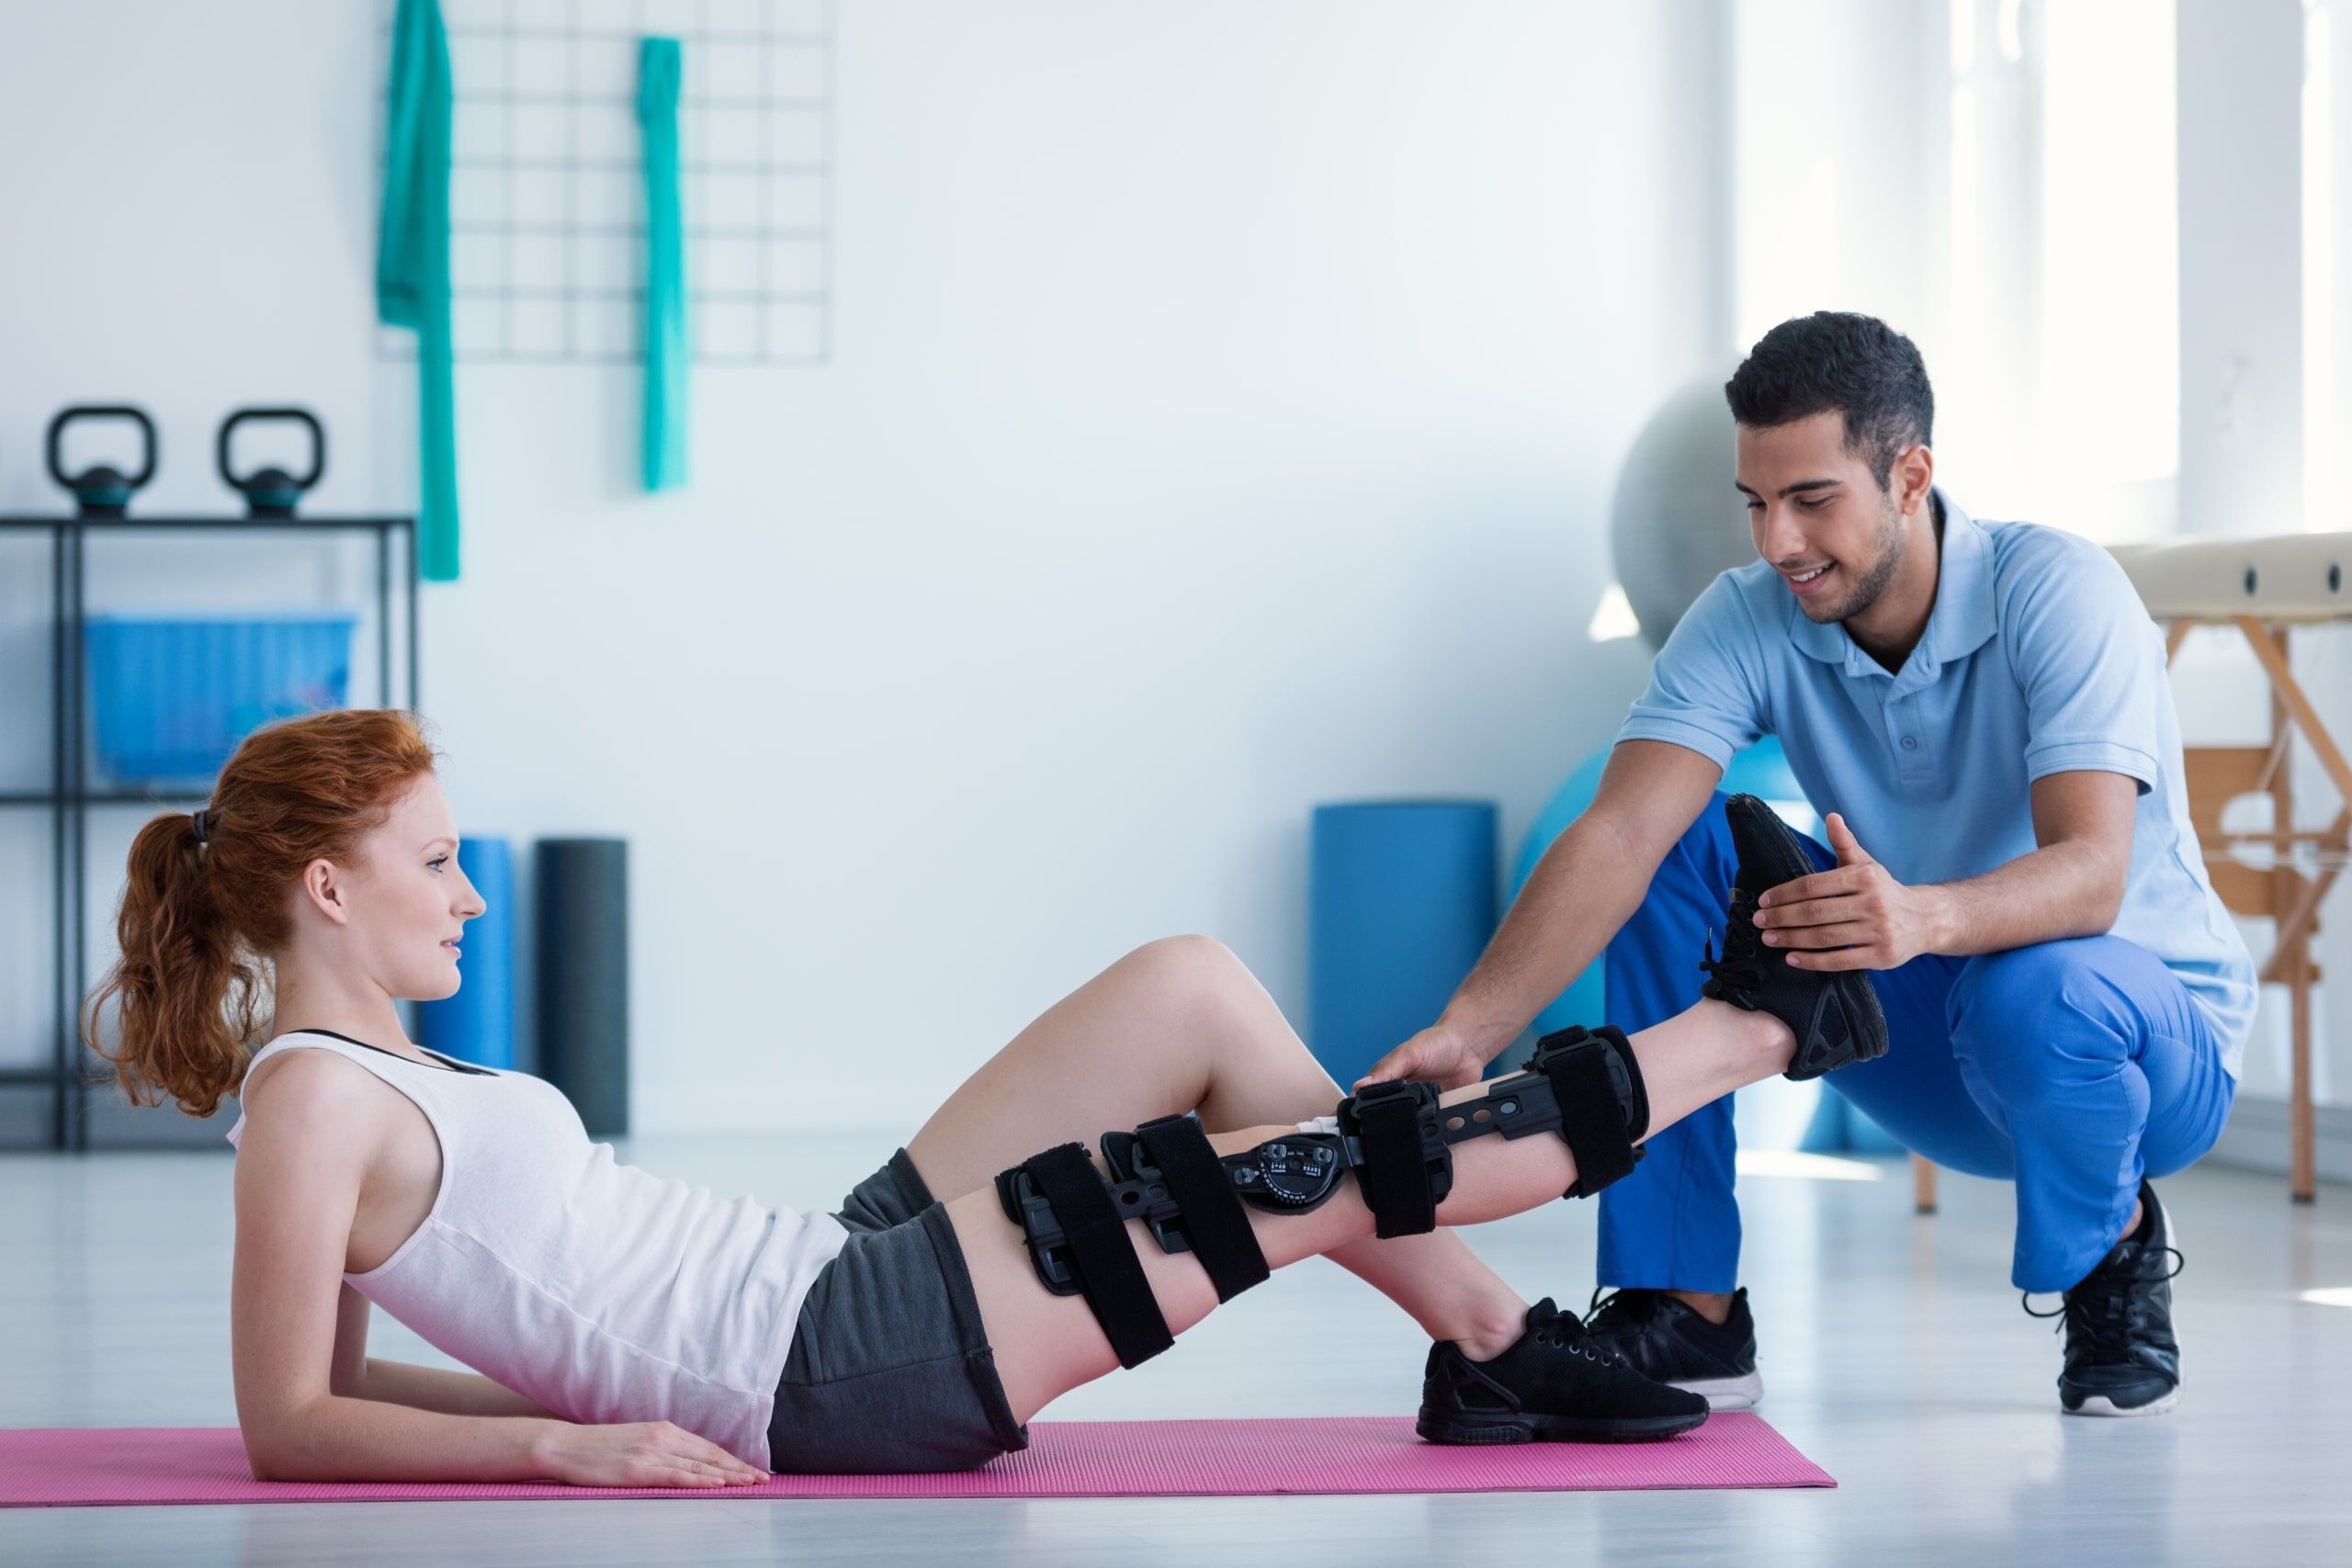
[1616,490,2257,1076]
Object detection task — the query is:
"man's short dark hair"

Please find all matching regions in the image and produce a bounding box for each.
[1724,311,1934,490]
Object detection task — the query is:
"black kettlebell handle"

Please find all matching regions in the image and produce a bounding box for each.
[45,405,158,491]
[217,407,326,492]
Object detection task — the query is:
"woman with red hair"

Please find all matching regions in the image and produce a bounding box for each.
[89,707,1853,1484]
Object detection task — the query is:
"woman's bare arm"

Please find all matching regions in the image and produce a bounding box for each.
[353,1355,571,1421]
[320,1165,566,1421]
[231,1053,566,1480]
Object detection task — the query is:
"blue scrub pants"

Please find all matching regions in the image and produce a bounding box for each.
[1597,793,2238,1294]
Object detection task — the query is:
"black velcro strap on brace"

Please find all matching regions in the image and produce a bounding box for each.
[1021,1143,1175,1368]
[1349,1081,1441,1237]
[1134,1114,1269,1302]
[1534,1027,1642,1199]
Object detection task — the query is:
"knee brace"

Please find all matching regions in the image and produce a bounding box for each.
[1329,1022,1649,1235]
[993,1024,1649,1362]
[994,1111,1271,1368]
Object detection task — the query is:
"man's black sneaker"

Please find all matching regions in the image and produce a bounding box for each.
[1582,1285,1765,1411]
[1700,794,1891,1080]
[1418,1298,1710,1444]
[2032,1179,2184,1416]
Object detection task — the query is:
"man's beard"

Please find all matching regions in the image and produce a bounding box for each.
[1804,499,1906,624]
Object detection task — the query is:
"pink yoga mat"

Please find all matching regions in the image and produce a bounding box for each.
[1,1415,1829,1506]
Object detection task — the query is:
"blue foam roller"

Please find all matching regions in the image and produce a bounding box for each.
[1309,800,1498,1089]
[417,835,515,1070]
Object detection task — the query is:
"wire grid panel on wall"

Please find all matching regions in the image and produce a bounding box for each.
[374,0,832,366]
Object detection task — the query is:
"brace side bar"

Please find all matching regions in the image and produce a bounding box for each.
[1000,1026,1642,1279]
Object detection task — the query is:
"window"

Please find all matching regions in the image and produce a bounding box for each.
[1944,0,2178,541]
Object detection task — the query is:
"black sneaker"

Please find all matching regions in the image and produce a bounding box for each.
[2031,1179,2184,1416]
[1418,1298,1711,1444]
[1582,1286,1765,1411]
[1700,794,1891,1080]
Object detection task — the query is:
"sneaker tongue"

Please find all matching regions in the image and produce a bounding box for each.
[2086,1229,2153,1282]
[2101,1201,2160,1268]
[1587,1286,1657,1327]
[1524,1297,1559,1327]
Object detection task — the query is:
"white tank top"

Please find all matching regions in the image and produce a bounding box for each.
[224,1030,849,1469]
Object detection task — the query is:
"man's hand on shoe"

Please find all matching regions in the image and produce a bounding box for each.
[1750,812,1949,972]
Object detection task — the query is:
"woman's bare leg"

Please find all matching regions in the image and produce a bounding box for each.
[906,936,1531,1361]
[953,995,1797,1421]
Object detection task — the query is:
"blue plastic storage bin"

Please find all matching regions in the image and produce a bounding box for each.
[85,613,360,784]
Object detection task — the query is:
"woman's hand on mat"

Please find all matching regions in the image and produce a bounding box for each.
[1751,812,1943,971]
[1358,1022,1487,1091]
[534,1420,770,1488]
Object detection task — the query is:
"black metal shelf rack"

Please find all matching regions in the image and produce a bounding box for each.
[0,513,420,1151]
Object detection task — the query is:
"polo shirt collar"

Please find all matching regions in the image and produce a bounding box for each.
[1785,488,1996,680]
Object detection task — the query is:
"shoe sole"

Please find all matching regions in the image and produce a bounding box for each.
[2062,1387,2181,1417]
[1671,1371,1764,1411]
[1416,1407,1710,1444]
[1725,793,1815,891]
[1724,795,1890,1078]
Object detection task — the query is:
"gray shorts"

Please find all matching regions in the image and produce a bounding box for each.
[765,1147,1030,1473]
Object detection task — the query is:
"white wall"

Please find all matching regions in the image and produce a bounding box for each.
[0,1,1728,1132]
[1727,0,1941,357]
[2167,0,2350,1112]
[2300,1,2352,1113]
[2177,0,2305,544]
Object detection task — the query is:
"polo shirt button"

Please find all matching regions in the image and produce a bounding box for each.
[1900,736,1918,750]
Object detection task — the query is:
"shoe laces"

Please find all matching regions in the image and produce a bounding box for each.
[1527,1302,1623,1365]
[1697,894,1768,996]
[2020,1245,2184,1359]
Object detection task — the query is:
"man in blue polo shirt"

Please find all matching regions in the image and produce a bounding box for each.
[1367,310,2254,1416]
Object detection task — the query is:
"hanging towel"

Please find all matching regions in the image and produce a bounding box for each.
[377,0,460,581]
[638,37,688,491]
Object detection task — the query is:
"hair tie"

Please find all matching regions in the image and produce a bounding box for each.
[191,807,209,847]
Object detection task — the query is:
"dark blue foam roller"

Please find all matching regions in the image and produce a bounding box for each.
[536,837,629,1137]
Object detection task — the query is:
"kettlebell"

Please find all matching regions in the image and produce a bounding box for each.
[217,407,326,517]
[45,406,158,517]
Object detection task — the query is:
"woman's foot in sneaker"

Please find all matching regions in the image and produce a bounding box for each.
[1699,794,1891,1080]
[1418,1298,1711,1444]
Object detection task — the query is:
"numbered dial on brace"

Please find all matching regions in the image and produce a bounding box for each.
[1232,1134,1345,1209]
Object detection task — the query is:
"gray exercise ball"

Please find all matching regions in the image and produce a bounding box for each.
[1610,372,1753,650]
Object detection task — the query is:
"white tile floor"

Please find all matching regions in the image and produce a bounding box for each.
[5,1134,2349,1565]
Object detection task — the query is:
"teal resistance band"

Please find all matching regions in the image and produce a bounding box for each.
[377,0,460,581]
[638,37,688,492]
